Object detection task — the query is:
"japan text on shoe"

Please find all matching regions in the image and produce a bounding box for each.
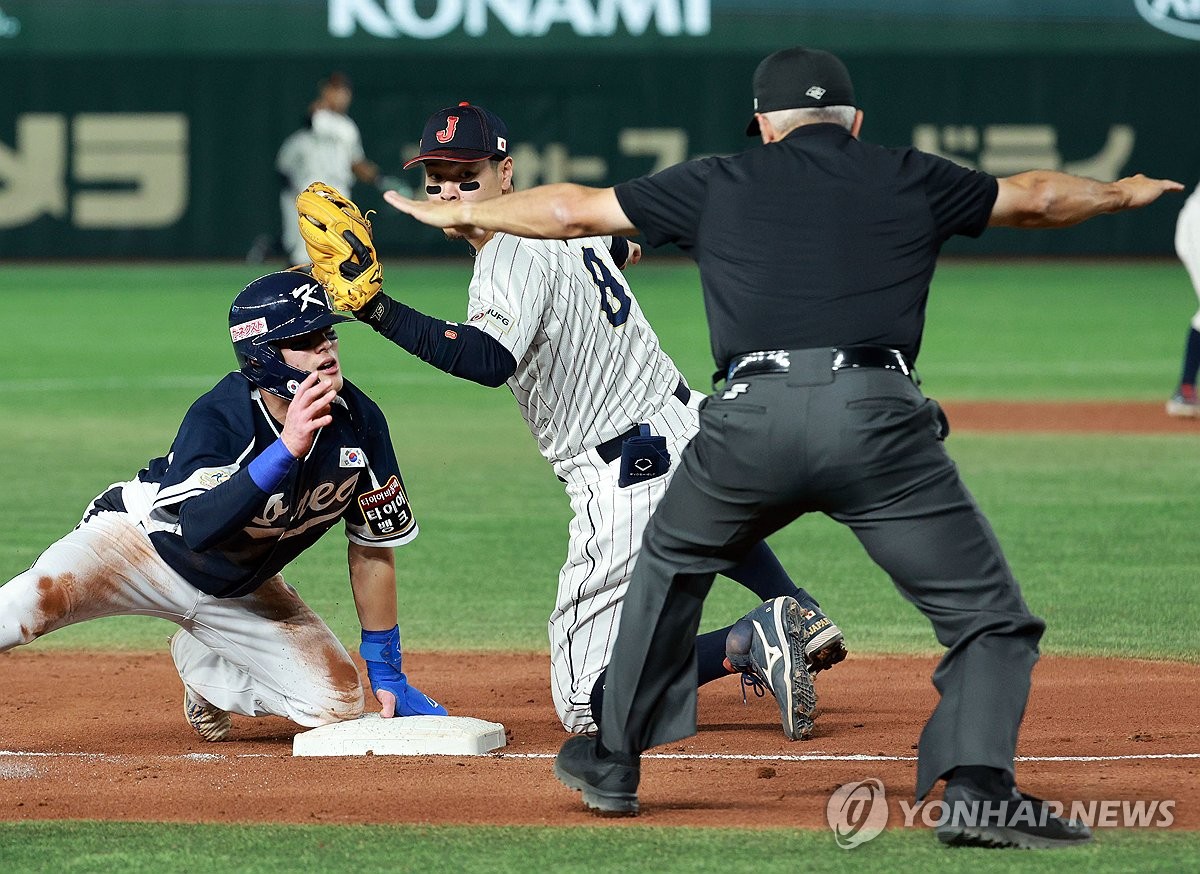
[726,596,817,740]
[554,734,640,816]
[796,601,848,674]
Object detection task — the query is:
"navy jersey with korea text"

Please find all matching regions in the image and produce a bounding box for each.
[90,372,416,598]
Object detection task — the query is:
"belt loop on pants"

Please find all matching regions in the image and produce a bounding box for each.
[726,346,918,384]
[593,378,691,464]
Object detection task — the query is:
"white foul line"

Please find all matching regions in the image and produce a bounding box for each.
[0,751,274,760]
[1,750,1198,764]
[494,752,1200,763]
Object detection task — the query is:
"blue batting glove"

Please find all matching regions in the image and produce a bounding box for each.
[373,677,448,717]
[360,625,447,717]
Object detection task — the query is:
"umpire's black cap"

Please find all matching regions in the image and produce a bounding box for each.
[403,102,509,169]
[746,47,857,136]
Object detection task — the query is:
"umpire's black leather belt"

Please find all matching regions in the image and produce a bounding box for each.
[595,378,691,464]
[726,346,917,383]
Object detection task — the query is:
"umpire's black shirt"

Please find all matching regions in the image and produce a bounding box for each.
[613,123,998,370]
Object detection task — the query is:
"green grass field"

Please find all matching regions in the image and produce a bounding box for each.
[1,260,1197,870]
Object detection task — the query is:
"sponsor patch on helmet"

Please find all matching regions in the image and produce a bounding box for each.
[230,317,268,342]
[357,475,415,539]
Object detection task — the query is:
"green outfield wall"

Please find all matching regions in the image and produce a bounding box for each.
[1,1,1198,258]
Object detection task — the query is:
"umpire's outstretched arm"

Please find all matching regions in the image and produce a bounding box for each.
[386,171,1182,241]
[991,170,1182,228]
[385,77,1181,243]
[385,184,635,240]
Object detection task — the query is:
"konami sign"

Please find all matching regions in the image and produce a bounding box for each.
[328,0,711,38]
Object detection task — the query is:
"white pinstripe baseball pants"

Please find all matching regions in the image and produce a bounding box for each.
[547,391,701,733]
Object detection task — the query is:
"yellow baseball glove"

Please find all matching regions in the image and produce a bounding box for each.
[296,182,383,312]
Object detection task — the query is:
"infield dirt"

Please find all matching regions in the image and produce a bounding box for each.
[0,651,1197,829]
[1,401,1197,829]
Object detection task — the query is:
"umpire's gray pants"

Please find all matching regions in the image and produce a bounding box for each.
[598,350,1045,800]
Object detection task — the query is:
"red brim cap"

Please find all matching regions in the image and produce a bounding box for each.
[402,148,497,170]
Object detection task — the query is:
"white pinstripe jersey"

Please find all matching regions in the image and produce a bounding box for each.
[466,232,684,463]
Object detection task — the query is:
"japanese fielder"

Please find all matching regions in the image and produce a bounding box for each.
[295,103,848,740]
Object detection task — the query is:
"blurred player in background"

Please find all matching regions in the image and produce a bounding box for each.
[273,73,402,265]
[298,103,848,741]
[1167,181,1200,417]
[0,271,444,742]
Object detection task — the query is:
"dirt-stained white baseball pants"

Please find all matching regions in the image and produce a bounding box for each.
[0,511,362,727]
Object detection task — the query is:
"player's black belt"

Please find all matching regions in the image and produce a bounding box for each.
[594,378,691,464]
[726,346,917,383]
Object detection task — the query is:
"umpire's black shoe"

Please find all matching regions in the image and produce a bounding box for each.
[936,768,1093,849]
[554,734,640,816]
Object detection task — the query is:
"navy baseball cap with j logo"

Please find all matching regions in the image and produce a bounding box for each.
[746,47,856,136]
[403,102,510,168]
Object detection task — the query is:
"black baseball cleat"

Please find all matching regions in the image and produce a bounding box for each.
[935,769,1093,849]
[554,734,640,816]
[726,596,817,740]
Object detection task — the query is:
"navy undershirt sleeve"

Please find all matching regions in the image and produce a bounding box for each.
[177,468,270,553]
[608,235,631,268]
[357,293,517,388]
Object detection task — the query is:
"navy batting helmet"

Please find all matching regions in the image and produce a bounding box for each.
[229,271,353,398]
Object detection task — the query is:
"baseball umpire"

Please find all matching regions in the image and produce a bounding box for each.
[294,102,849,742]
[387,47,1182,846]
[0,271,444,741]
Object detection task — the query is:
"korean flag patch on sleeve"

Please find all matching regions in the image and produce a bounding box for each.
[357,475,416,540]
[341,447,366,468]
